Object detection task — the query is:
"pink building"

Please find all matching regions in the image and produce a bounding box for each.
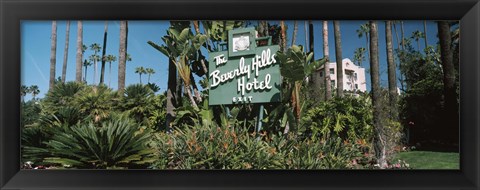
[314,58,367,93]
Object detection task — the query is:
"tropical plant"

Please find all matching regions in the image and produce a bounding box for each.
[120,84,155,124]
[73,85,117,122]
[134,66,147,84]
[411,30,425,51]
[353,47,366,66]
[43,116,155,169]
[29,85,40,100]
[83,59,92,82]
[356,22,370,60]
[104,54,117,87]
[21,85,30,102]
[42,81,85,114]
[146,68,155,83]
[89,43,102,84]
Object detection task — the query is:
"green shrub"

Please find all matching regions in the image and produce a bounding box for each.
[43,116,155,169]
[300,95,374,142]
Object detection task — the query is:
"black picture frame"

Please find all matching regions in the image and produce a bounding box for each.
[1,0,479,189]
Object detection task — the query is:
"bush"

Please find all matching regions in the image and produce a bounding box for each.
[42,116,155,169]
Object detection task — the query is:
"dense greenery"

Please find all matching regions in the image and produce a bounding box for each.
[21,20,459,170]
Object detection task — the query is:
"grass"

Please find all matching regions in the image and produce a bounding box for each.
[394,151,459,169]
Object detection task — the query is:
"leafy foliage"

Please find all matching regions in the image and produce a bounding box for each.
[43,116,155,169]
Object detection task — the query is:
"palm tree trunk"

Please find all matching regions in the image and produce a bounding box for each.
[139,74,142,84]
[76,21,83,82]
[93,58,97,84]
[49,21,57,90]
[61,21,70,83]
[423,20,428,50]
[84,65,88,82]
[401,21,405,50]
[438,21,458,143]
[118,21,128,95]
[369,21,388,169]
[385,21,398,119]
[393,21,401,50]
[291,21,297,47]
[108,62,112,87]
[100,21,108,85]
[185,86,198,109]
[189,72,202,103]
[148,74,151,83]
[333,21,344,97]
[280,21,287,52]
[323,21,332,100]
[304,21,308,52]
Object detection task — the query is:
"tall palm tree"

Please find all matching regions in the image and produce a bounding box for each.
[291,21,298,46]
[369,21,388,169]
[49,21,58,91]
[100,21,108,85]
[356,22,370,60]
[438,21,458,142]
[75,21,83,82]
[118,21,128,95]
[135,66,146,84]
[104,54,117,88]
[61,21,70,83]
[385,21,397,118]
[89,43,102,84]
[323,21,332,100]
[29,85,40,100]
[146,68,155,83]
[89,54,101,84]
[333,20,344,97]
[83,59,92,83]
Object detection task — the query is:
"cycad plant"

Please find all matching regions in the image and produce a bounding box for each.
[120,84,155,124]
[73,85,117,122]
[43,116,155,169]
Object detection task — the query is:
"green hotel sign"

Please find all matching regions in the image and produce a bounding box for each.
[208,28,281,105]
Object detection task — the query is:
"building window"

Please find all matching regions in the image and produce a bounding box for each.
[355,84,358,89]
[330,68,334,75]
[319,71,323,77]
[331,80,335,88]
[354,73,358,80]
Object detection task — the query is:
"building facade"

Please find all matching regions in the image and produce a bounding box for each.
[314,58,367,93]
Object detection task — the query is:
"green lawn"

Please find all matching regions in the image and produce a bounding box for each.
[394,151,459,169]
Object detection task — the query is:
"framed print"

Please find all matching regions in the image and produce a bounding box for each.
[1,0,479,189]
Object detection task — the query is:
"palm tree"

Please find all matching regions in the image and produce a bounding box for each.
[49,21,58,91]
[411,30,424,51]
[89,43,102,84]
[323,21,332,100]
[369,21,388,169]
[135,66,146,84]
[21,85,30,103]
[118,21,128,95]
[100,21,108,85]
[104,54,117,88]
[61,21,70,83]
[423,20,428,49]
[291,21,298,46]
[438,21,458,142]
[75,21,83,82]
[280,21,287,52]
[385,21,397,118]
[356,22,370,60]
[29,85,40,100]
[353,47,366,66]
[333,20,344,97]
[146,68,155,83]
[83,59,92,83]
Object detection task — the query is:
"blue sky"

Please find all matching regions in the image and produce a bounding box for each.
[21,20,440,100]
